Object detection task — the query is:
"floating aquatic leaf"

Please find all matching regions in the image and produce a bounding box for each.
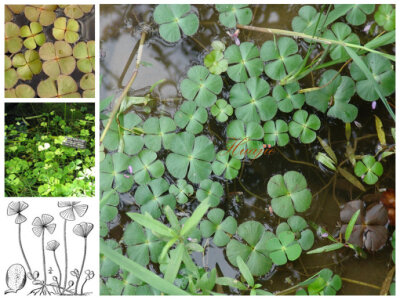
[276,215,314,250]
[210,99,233,122]
[335,4,375,26]
[200,208,237,247]
[263,119,289,147]
[289,110,320,144]
[305,70,357,122]
[196,179,223,207]
[225,42,263,82]
[226,221,273,276]
[39,41,76,79]
[272,82,305,113]
[5,55,18,89]
[316,152,336,171]
[292,6,325,36]
[37,75,80,98]
[5,84,35,98]
[12,50,42,81]
[53,17,80,44]
[73,41,95,73]
[226,120,264,159]
[266,231,302,265]
[24,5,57,26]
[5,22,22,54]
[143,116,177,151]
[308,268,342,295]
[349,52,395,102]
[229,77,277,123]
[354,155,383,185]
[100,189,119,223]
[375,4,395,31]
[169,179,193,204]
[153,4,199,43]
[174,101,207,134]
[135,178,175,219]
[267,170,312,218]
[215,4,252,28]
[212,151,241,180]
[131,149,165,185]
[20,22,46,50]
[261,37,303,81]
[180,66,222,107]
[322,22,360,60]
[5,5,25,22]
[80,73,95,98]
[63,5,93,19]
[204,50,228,75]
[100,152,134,193]
[166,132,215,184]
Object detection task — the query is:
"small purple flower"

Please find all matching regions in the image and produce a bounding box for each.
[187,237,193,242]
[361,174,365,180]
[372,101,377,110]
[124,174,130,179]
[321,232,329,238]
[128,165,133,174]
[227,29,240,46]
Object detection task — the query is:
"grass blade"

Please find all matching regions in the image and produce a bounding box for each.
[345,209,361,242]
[338,167,366,192]
[164,243,185,283]
[236,256,254,287]
[307,243,344,254]
[127,212,176,238]
[181,199,210,238]
[100,239,189,295]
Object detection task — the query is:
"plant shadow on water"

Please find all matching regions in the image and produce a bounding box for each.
[100,4,395,295]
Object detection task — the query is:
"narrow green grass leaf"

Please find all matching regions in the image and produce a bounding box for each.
[307,243,344,254]
[181,199,210,238]
[127,212,176,238]
[236,256,254,287]
[345,209,360,242]
[164,243,185,283]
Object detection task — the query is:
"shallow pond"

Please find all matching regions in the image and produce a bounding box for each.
[100,4,395,295]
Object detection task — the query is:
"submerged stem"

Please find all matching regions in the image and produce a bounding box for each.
[341,277,381,290]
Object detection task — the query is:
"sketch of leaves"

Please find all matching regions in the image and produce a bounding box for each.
[7,201,29,224]
[58,201,88,221]
[32,214,56,237]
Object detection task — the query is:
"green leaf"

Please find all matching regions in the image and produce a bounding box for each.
[211,150,241,180]
[229,77,277,123]
[37,75,80,98]
[225,42,263,82]
[100,152,134,193]
[180,199,210,238]
[53,17,80,43]
[307,243,344,254]
[200,208,237,247]
[266,231,302,265]
[375,4,395,31]
[174,101,207,134]
[131,149,165,185]
[64,5,93,19]
[210,99,233,122]
[180,66,222,107]
[263,119,289,147]
[73,41,95,73]
[289,110,320,144]
[5,22,23,54]
[322,22,360,60]
[335,4,375,26]
[354,155,383,185]
[39,41,76,79]
[127,212,176,239]
[100,239,189,295]
[80,73,95,98]
[143,116,176,151]
[291,6,326,37]
[261,37,303,80]
[268,171,312,218]
[164,243,185,283]
[12,50,42,81]
[169,179,193,204]
[20,22,45,49]
[272,82,305,113]
[196,179,223,207]
[215,4,252,28]
[204,50,228,75]
[100,189,119,223]
[153,4,199,42]
[236,256,254,287]
[345,209,361,242]
[24,5,57,26]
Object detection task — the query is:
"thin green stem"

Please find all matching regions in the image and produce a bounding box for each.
[341,277,381,290]
[75,238,87,295]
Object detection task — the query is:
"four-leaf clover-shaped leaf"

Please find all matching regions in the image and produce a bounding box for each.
[80,73,95,98]
[196,179,224,207]
[100,152,134,193]
[225,42,263,82]
[169,179,193,204]
[261,37,303,81]
[20,22,46,50]
[226,120,264,159]
[123,221,165,266]
[200,208,237,247]
[263,119,289,147]
[166,132,215,184]
[180,66,223,107]
[212,151,241,180]
[12,50,42,81]
[73,41,95,73]
[174,101,207,134]
[153,4,199,43]
[289,110,321,144]
[226,221,273,276]
[322,22,360,60]
[24,5,57,26]
[131,149,165,185]
[267,170,312,218]
[305,70,357,122]
[37,75,80,98]
[229,77,277,123]
[134,178,175,219]
[63,5,94,19]
[354,155,383,185]
[5,22,22,54]
[335,4,375,26]
[266,231,302,265]
[276,215,314,250]
[349,53,395,101]
[215,4,252,28]
[143,116,177,151]
[291,6,325,36]
[211,99,233,122]
[374,4,395,31]
[5,84,35,98]
[39,41,76,79]
[53,17,80,43]
[5,55,18,89]
[272,82,305,113]
[204,50,228,75]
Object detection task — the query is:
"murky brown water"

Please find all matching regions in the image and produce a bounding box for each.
[100,4,395,295]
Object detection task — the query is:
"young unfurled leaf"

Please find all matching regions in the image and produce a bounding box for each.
[53,17,80,43]
[169,179,193,204]
[20,22,46,50]
[204,50,228,75]
[39,41,76,79]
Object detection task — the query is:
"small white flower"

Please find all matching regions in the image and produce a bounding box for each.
[38,143,51,151]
